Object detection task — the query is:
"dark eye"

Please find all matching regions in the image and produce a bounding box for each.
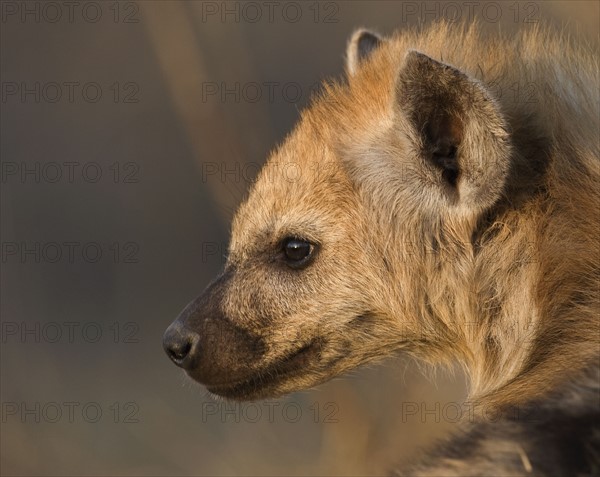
[282,238,314,268]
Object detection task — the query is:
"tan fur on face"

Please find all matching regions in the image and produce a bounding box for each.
[228,21,598,405]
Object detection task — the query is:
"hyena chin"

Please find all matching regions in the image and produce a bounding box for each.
[164,22,599,476]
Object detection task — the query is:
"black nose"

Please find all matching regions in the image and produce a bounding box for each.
[163,323,198,369]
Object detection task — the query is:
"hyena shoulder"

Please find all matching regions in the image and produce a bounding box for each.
[397,364,600,476]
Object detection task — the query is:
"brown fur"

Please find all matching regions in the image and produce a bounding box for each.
[164,22,599,475]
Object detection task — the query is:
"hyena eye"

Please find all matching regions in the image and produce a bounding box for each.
[282,238,314,268]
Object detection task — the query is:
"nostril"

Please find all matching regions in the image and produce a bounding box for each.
[168,340,192,363]
[163,325,197,369]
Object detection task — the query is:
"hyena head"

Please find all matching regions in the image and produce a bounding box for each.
[163,28,512,400]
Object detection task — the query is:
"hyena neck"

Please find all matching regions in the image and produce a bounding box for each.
[415,214,540,402]
[400,196,599,411]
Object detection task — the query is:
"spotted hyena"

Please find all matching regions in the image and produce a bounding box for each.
[164,23,599,476]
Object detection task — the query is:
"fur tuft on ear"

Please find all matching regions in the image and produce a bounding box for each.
[346,29,383,76]
[396,50,512,216]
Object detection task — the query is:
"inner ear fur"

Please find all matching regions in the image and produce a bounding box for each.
[396,50,512,213]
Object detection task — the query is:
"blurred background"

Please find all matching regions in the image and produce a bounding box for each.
[1,1,597,475]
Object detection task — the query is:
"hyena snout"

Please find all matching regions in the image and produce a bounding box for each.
[162,272,267,387]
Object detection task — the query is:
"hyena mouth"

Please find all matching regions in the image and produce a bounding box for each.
[206,339,322,400]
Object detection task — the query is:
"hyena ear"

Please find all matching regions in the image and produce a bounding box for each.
[346,29,383,76]
[396,50,512,215]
